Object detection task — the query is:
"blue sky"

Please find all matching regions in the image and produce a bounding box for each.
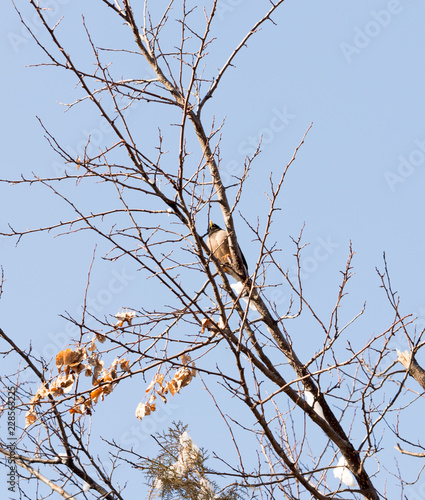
[2,0,425,498]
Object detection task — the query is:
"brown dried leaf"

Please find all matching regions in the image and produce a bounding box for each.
[56,347,87,373]
[88,338,96,352]
[95,332,106,343]
[135,401,156,420]
[201,318,217,334]
[90,386,104,404]
[50,373,75,397]
[25,409,37,428]
[69,406,84,415]
[145,377,157,394]
[149,393,157,404]
[115,309,136,328]
[181,354,191,366]
[72,363,86,375]
[69,397,92,415]
[119,359,131,373]
[30,385,49,405]
[167,379,178,396]
[172,366,193,393]
[91,373,115,403]
[87,354,104,384]
[110,359,119,372]
[156,381,168,396]
[69,397,85,415]
[56,348,71,372]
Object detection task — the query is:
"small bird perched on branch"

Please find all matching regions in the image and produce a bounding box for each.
[206,221,248,282]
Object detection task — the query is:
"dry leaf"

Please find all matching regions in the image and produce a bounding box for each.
[149,393,157,404]
[69,397,92,415]
[56,347,87,373]
[95,332,106,343]
[181,354,191,365]
[201,318,216,334]
[25,409,37,428]
[175,367,192,388]
[145,377,157,394]
[90,386,104,404]
[136,361,195,420]
[72,363,86,375]
[50,373,75,397]
[69,397,85,415]
[167,379,179,396]
[87,354,104,384]
[119,359,131,373]
[30,385,49,405]
[114,309,136,328]
[135,401,155,420]
[88,338,96,352]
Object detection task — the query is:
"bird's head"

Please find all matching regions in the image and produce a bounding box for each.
[208,221,222,235]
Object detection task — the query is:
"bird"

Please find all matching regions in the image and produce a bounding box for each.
[206,221,248,280]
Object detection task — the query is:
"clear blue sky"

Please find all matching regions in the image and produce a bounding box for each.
[2,0,425,497]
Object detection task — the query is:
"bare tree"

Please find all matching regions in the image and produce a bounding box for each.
[1,1,424,499]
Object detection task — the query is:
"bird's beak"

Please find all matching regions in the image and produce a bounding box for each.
[209,221,214,228]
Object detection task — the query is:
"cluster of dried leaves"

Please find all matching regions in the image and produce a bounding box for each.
[26,340,130,427]
[135,354,196,420]
[114,309,136,328]
[25,330,196,427]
